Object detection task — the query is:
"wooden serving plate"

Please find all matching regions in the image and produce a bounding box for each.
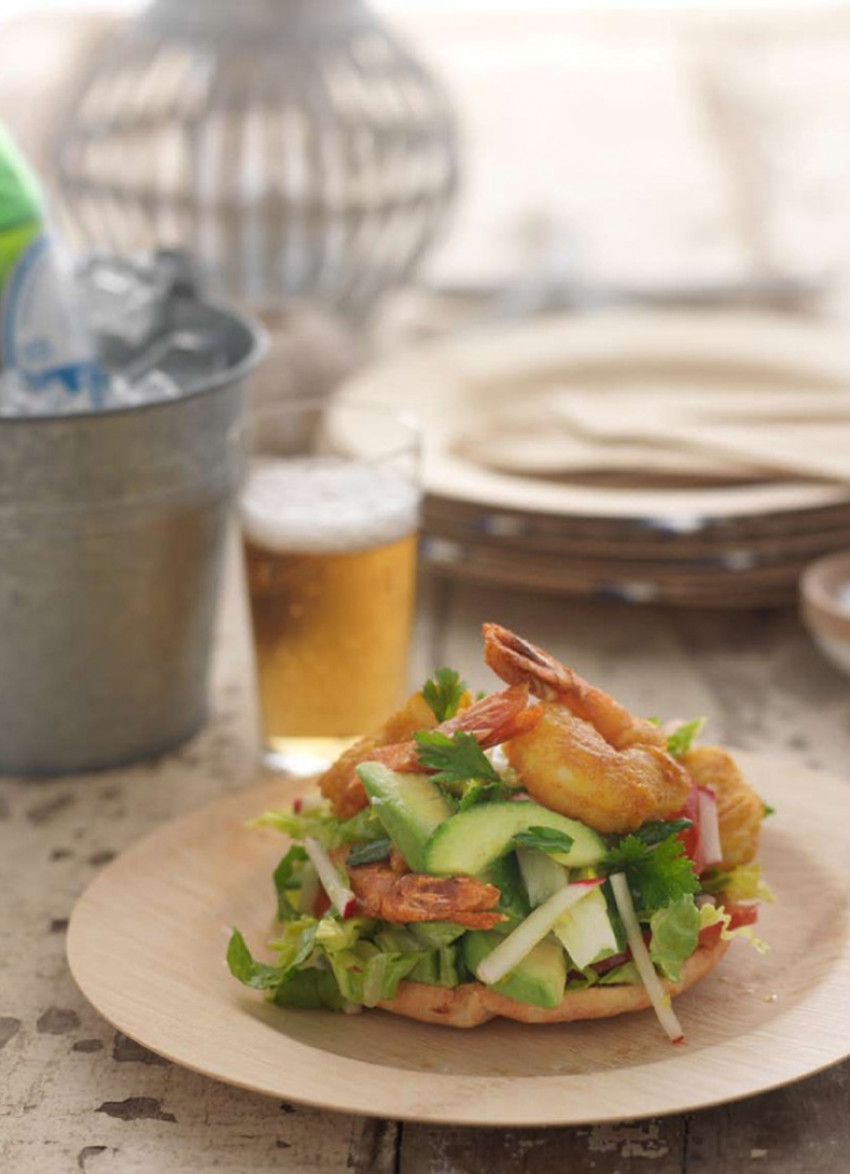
[68,751,850,1126]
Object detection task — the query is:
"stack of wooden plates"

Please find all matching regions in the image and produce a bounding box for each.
[338,310,850,606]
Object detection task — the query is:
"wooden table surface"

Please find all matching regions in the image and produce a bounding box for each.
[2,545,850,1174]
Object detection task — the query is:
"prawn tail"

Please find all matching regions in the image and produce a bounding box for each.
[483,623,569,700]
[483,622,664,751]
[440,683,540,746]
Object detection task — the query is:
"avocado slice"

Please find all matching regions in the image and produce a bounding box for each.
[553,881,625,970]
[424,801,606,877]
[355,762,453,872]
[463,930,567,1009]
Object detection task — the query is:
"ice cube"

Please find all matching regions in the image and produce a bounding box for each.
[0,369,98,416]
[123,327,229,392]
[105,370,181,409]
[77,253,170,362]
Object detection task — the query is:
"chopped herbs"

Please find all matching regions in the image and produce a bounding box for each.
[414,729,503,788]
[628,818,693,848]
[422,667,467,722]
[347,838,393,867]
[512,826,575,855]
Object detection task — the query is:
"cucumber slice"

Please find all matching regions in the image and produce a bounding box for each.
[516,847,568,907]
[356,763,453,872]
[424,801,606,877]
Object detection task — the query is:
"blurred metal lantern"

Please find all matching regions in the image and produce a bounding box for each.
[52,0,458,318]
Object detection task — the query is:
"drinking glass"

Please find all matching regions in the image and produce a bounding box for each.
[239,396,421,775]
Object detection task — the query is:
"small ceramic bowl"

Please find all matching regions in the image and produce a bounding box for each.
[800,551,850,676]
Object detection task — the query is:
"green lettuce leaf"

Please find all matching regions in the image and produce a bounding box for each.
[649,894,700,981]
[269,917,318,973]
[699,904,769,954]
[665,717,705,757]
[226,929,290,990]
[252,804,385,850]
[273,845,308,921]
[326,942,421,1007]
[272,968,346,1010]
[314,916,374,954]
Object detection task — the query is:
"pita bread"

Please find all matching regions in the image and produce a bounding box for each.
[377,938,728,1028]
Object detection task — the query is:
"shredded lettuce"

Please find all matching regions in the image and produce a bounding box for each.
[700,863,773,904]
[272,967,345,1010]
[252,804,385,850]
[226,929,290,990]
[665,717,705,757]
[315,916,375,953]
[326,942,421,1007]
[273,846,309,921]
[699,904,769,954]
[649,895,700,981]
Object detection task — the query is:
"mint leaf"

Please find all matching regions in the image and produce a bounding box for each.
[273,845,308,921]
[422,667,466,723]
[512,826,575,855]
[665,717,704,757]
[414,730,503,787]
[347,838,392,867]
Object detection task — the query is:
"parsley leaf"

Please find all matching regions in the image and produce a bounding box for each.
[605,833,698,914]
[665,717,705,757]
[347,838,393,867]
[422,667,467,723]
[414,730,503,787]
[512,826,575,855]
[762,802,775,818]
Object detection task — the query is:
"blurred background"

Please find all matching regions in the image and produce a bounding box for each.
[7,0,850,611]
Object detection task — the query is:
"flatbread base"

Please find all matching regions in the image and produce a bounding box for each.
[377,938,729,1028]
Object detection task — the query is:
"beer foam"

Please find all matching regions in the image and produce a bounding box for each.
[240,457,420,553]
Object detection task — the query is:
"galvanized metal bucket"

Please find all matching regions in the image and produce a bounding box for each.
[0,298,263,775]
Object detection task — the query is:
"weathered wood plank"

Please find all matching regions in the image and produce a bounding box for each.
[685,1064,850,1173]
[400,1118,687,1174]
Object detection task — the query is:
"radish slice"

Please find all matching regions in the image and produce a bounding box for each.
[696,787,723,869]
[476,879,602,986]
[292,793,325,815]
[303,837,357,919]
[610,872,685,1044]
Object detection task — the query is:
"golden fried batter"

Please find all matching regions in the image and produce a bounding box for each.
[682,745,763,868]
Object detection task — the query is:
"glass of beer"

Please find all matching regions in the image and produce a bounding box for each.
[239,397,421,775]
